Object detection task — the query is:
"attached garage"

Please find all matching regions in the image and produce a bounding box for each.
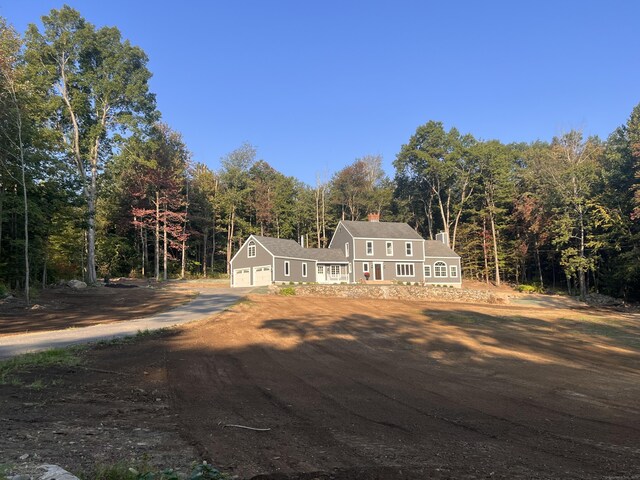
[233,268,251,287]
[253,265,272,286]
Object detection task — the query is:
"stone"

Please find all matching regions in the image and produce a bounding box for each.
[66,280,87,290]
[38,465,80,480]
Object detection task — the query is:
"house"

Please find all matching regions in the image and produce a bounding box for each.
[230,214,462,287]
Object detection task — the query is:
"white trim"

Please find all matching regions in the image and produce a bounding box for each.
[450,265,458,278]
[247,241,256,258]
[386,241,393,256]
[363,262,369,273]
[434,261,447,277]
[366,241,374,256]
[395,263,415,277]
[373,262,384,281]
[302,262,308,277]
[345,242,350,258]
[405,242,413,256]
[424,256,460,259]
[424,264,432,278]
[284,261,290,276]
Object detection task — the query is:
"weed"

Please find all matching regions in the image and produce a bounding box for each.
[0,346,85,386]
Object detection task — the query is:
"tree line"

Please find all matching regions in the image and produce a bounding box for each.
[1,7,639,303]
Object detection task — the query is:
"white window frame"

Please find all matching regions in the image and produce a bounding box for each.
[345,242,350,258]
[302,263,307,277]
[405,242,413,256]
[330,265,340,278]
[366,241,373,256]
[317,265,324,274]
[363,263,369,273]
[247,241,256,258]
[434,261,447,277]
[284,261,290,277]
[396,263,415,277]
[450,265,458,278]
[386,241,393,256]
[424,264,432,278]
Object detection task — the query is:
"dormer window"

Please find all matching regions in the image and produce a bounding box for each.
[247,241,256,258]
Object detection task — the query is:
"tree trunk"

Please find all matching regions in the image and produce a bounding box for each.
[482,217,489,284]
[211,212,216,275]
[226,209,235,274]
[535,242,544,289]
[202,227,208,278]
[489,210,500,286]
[578,209,587,301]
[163,205,168,281]
[155,191,160,281]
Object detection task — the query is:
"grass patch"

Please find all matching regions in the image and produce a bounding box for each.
[0,346,85,386]
[95,328,172,347]
[82,461,229,480]
[279,286,296,296]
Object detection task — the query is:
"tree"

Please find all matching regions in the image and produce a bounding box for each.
[394,121,477,249]
[219,143,255,273]
[24,6,156,284]
[0,18,31,302]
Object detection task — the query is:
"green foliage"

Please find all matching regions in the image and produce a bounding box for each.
[279,286,296,296]
[83,461,228,480]
[517,284,544,294]
[0,346,84,385]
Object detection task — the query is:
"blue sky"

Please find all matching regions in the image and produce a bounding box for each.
[2,1,639,184]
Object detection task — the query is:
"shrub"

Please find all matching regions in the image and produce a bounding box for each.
[517,284,543,293]
[279,286,296,296]
[0,282,8,298]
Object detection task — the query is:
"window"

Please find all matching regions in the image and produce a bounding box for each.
[424,265,431,278]
[302,263,307,277]
[345,242,350,258]
[396,263,415,277]
[405,242,413,256]
[450,265,458,277]
[363,263,369,273]
[386,241,393,256]
[330,265,340,277]
[434,261,447,277]
[247,241,256,258]
[284,261,290,276]
[366,241,373,256]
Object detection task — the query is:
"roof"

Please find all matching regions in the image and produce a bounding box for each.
[252,236,307,258]
[340,220,425,240]
[304,248,348,263]
[252,235,347,262]
[424,240,460,258]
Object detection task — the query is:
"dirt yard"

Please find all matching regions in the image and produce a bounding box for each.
[2,292,640,479]
[0,278,224,336]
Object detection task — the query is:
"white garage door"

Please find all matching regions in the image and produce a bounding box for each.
[233,268,251,287]
[253,266,272,286]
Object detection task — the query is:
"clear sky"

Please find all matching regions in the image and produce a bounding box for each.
[2,1,639,184]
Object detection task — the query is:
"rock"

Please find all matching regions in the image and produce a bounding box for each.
[8,475,32,480]
[38,465,80,480]
[19,453,29,460]
[66,280,87,290]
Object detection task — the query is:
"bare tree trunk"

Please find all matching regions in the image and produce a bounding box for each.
[202,227,208,277]
[535,242,544,289]
[226,209,235,274]
[163,205,168,281]
[211,212,216,275]
[155,191,160,281]
[489,210,500,286]
[482,217,489,284]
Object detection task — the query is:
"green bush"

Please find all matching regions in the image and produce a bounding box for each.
[517,284,543,293]
[0,283,8,297]
[279,286,296,296]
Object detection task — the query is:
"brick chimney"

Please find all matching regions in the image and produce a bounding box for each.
[368,213,380,222]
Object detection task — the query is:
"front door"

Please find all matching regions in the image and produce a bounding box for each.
[373,263,382,281]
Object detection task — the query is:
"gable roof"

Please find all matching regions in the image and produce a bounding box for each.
[424,240,460,258]
[252,235,306,258]
[251,235,348,262]
[340,220,424,240]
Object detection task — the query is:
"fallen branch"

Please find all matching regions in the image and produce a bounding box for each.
[223,424,271,432]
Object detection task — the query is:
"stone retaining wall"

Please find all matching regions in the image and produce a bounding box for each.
[277,284,509,304]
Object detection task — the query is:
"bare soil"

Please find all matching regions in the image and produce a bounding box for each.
[0,279,205,336]
[2,293,640,479]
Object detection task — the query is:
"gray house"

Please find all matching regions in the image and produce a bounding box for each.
[230,216,461,287]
